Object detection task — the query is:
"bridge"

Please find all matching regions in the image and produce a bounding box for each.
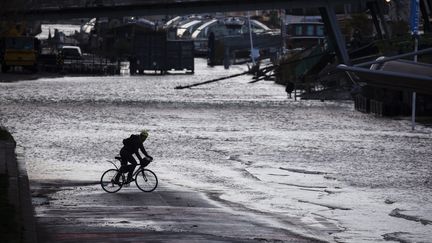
[4,0,367,20]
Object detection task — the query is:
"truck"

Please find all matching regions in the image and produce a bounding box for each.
[1,36,39,73]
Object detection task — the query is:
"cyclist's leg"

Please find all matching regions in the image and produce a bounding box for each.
[114,161,127,183]
[116,148,130,183]
[127,158,138,182]
[120,149,137,182]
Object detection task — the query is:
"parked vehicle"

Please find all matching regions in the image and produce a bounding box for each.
[1,36,39,73]
[59,46,82,62]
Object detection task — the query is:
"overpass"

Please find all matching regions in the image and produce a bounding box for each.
[4,0,368,20]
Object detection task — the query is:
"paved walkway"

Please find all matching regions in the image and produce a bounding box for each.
[32,180,324,243]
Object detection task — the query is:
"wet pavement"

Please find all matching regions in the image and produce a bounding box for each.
[1,59,432,242]
[32,180,320,242]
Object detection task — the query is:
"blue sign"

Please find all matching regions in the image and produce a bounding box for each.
[410,0,420,36]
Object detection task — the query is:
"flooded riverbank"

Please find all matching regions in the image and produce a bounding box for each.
[1,59,431,242]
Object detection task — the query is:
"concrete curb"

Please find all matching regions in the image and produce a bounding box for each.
[0,141,37,243]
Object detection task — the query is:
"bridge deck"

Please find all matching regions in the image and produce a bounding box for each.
[4,0,368,20]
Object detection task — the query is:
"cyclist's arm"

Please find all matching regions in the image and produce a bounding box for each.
[139,144,152,159]
[135,151,143,161]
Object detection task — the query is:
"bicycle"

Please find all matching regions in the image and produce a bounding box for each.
[100,156,158,193]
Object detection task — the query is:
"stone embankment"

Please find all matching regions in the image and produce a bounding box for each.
[0,129,37,243]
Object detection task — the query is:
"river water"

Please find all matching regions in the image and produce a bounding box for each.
[1,59,432,242]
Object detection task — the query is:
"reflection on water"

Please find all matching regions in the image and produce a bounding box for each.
[1,59,432,242]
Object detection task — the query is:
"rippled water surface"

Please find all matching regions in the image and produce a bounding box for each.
[1,59,432,242]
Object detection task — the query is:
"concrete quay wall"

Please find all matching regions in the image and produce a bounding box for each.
[0,140,37,243]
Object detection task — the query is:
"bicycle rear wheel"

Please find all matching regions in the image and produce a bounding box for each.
[100,169,122,193]
[135,169,158,192]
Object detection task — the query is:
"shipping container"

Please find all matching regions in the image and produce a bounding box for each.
[166,40,194,73]
[130,32,194,74]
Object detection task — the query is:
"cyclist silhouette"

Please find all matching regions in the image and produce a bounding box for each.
[115,130,153,184]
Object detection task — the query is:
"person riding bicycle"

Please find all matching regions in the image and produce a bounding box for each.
[115,130,153,184]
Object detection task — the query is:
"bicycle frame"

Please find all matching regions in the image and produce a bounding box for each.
[111,161,148,177]
[110,156,146,171]
[133,163,152,176]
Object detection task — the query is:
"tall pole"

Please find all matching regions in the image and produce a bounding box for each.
[412,37,418,130]
[248,12,256,66]
[410,0,420,131]
[281,9,286,52]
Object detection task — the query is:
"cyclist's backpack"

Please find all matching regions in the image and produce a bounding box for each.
[122,135,134,148]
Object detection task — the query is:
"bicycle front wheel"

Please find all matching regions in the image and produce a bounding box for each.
[135,169,158,192]
[100,169,122,193]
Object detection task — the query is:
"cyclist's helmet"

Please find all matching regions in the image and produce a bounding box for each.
[140,129,149,141]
